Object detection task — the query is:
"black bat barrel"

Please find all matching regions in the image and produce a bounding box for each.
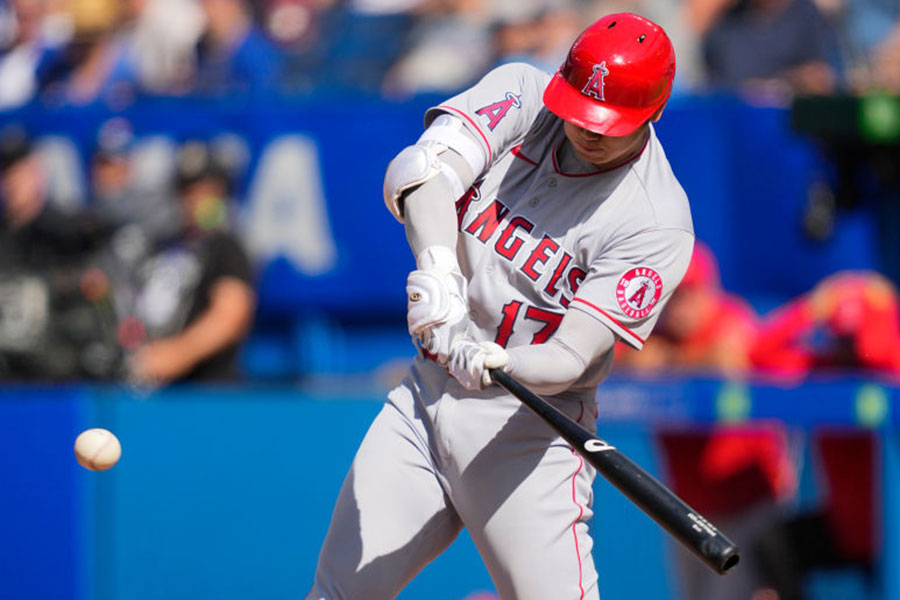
[491,369,740,575]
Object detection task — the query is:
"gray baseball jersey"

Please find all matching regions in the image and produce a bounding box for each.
[307,63,693,600]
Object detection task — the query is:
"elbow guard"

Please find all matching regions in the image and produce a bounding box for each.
[383,114,485,223]
[384,144,463,223]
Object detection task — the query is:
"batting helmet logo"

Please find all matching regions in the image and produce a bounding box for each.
[581,62,609,101]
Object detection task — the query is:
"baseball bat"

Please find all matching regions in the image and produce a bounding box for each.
[490,369,740,575]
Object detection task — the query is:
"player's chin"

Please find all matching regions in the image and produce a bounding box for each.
[572,143,612,166]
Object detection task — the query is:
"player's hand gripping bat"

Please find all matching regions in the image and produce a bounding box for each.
[490,369,740,575]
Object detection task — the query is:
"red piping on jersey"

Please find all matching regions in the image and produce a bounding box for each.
[552,134,650,178]
[437,105,493,165]
[511,144,538,166]
[571,450,586,600]
[571,297,646,345]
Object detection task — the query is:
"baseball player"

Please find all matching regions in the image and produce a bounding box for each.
[307,13,694,600]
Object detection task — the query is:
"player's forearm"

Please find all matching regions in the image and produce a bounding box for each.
[403,174,460,259]
[505,339,589,395]
[402,148,475,260]
[170,278,256,367]
[505,309,617,395]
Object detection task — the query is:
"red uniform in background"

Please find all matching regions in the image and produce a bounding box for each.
[751,271,900,379]
[615,241,757,377]
[617,252,900,598]
[617,242,797,515]
[616,242,796,600]
[749,271,900,583]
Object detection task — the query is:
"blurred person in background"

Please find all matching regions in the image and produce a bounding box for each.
[616,241,798,600]
[84,119,184,357]
[690,0,838,102]
[0,124,71,378]
[0,125,120,379]
[32,0,209,102]
[381,0,495,97]
[747,270,897,599]
[0,126,253,383]
[490,2,582,74]
[0,124,112,261]
[126,0,206,94]
[36,0,141,108]
[527,4,583,70]
[751,270,900,377]
[616,240,758,375]
[128,140,255,384]
[489,10,537,66]
[89,117,181,243]
[262,0,340,93]
[865,21,900,92]
[805,0,900,92]
[192,0,284,95]
[755,428,879,600]
[310,0,418,94]
[0,0,70,108]
[0,124,50,235]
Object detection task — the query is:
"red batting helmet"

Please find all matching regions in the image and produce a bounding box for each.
[543,13,676,137]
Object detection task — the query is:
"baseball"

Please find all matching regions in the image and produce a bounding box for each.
[74,428,121,471]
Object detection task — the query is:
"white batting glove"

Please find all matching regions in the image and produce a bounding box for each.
[407,247,469,364]
[448,340,510,390]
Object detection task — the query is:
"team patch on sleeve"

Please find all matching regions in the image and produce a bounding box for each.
[616,268,662,319]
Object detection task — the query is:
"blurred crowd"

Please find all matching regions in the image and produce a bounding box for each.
[0,0,899,109]
[0,121,255,385]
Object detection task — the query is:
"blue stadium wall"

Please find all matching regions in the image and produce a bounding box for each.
[1,385,678,600]
[3,380,900,600]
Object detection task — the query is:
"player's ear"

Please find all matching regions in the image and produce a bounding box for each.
[650,103,666,122]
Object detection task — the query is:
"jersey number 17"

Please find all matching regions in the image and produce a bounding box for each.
[495,300,563,347]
